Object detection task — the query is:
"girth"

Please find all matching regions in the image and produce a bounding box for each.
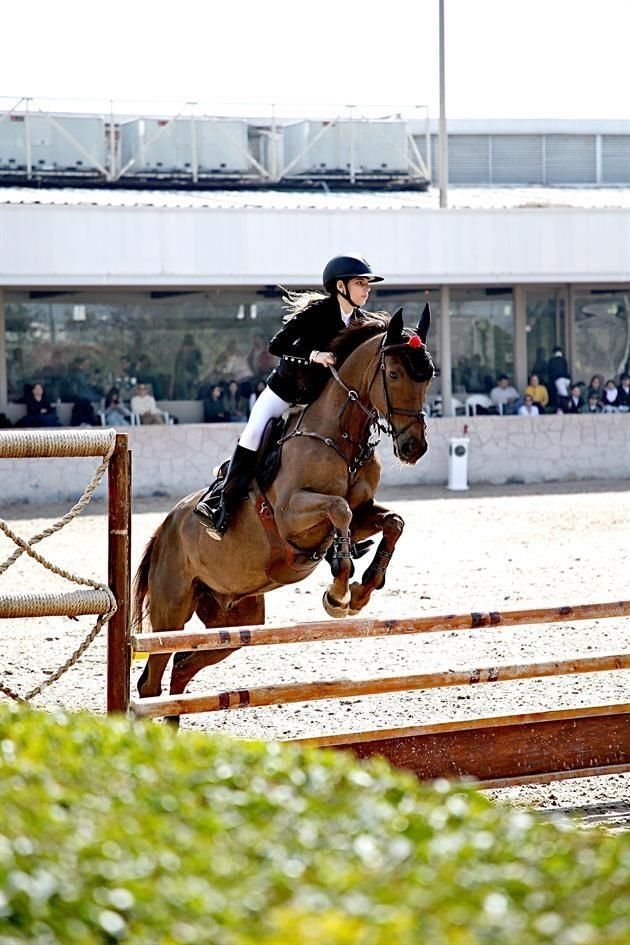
[250,479,325,585]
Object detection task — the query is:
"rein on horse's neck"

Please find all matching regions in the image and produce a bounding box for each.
[282,333,383,475]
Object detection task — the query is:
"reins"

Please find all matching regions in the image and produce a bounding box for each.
[279,333,430,475]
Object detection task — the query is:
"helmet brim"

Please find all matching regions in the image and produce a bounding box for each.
[336,272,384,283]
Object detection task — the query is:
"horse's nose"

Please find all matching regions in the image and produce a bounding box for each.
[399,436,427,462]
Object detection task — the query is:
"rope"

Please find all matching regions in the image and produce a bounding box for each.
[0,430,119,703]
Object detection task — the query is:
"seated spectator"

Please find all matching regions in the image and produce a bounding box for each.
[617,374,630,412]
[131,383,166,425]
[524,373,549,412]
[71,398,99,427]
[489,375,519,414]
[18,382,61,428]
[565,383,585,414]
[554,375,572,413]
[586,374,604,403]
[517,394,540,416]
[203,384,230,423]
[224,379,248,422]
[601,379,620,413]
[104,386,133,426]
[580,393,602,414]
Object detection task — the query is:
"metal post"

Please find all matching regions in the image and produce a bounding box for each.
[24,97,32,179]
[190,110,198,183]
[271,103,278,181]
[107,433,131,713]
[513,285,528,391]
[440,285,453,415]
[438,0,448,207]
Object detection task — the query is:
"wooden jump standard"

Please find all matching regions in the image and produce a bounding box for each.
[130,602,630,788]
[0,430,131,714]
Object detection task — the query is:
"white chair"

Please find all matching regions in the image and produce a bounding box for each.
[465,394,493,416]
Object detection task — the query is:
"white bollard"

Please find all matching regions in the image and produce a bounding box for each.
[447,435,470,491]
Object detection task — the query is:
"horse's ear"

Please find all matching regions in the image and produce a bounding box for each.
[385,307,404,346]
[416,302,431,343]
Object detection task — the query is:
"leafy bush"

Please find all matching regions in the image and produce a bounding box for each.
[0,704,628,944]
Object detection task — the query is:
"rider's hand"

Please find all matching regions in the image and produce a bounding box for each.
[311,350,336,367]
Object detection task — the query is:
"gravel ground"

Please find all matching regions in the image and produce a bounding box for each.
[1,478,628,829]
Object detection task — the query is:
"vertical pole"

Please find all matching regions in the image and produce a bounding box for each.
[513,285,528,391]
[440,284,453,416]
[25,98,32,180]
[438,0,448,208]
[107,433,131,713]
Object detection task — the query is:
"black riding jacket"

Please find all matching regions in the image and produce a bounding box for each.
[266,296,366,405]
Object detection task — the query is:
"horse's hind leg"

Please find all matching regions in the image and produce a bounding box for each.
[137,579,197,700]
[167,591,265,728]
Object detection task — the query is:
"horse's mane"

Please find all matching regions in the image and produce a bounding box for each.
[330,312,435,381]
[330,313,390,366]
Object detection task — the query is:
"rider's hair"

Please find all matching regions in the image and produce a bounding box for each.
[280,287,328,323]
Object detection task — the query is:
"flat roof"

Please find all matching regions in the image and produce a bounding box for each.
[3,185,630,212]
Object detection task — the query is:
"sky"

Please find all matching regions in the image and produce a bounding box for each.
[2,0,630,120]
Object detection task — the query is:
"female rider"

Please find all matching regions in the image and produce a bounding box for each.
[193,253,384,540]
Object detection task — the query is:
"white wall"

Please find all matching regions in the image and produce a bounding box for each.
[2,203,630,287]
[1,415,626,506]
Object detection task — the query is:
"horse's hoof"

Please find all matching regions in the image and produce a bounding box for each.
[322,590,350,618]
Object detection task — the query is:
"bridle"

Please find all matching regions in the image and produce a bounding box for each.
[280,334,432,475]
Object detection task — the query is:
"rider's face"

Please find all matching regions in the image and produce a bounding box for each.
[340,277,372,307]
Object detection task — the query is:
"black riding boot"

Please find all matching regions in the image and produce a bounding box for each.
[193,444,258,540]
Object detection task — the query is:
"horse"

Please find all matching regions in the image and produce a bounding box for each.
[134,306,434,709]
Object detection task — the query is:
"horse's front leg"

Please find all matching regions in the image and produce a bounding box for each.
[278,489,353,618]
[347,500,405,615]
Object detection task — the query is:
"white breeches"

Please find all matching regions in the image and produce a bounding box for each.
[238,387,289,452]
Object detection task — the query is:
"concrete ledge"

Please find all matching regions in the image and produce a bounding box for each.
[0,415,628,505]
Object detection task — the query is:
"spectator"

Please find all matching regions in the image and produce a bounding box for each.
[546,345,571,408]
[222,339,252,384]
[517,394,540,416]
[104,387,133,426]
[248,333,278,378]
[71,398,99,427]
[136,353,165,401]
[490,375,519,414]
[248,378,267,414]
[203,384,230,423]
[601,379,620,413]
[617,374,630,412]
[7,348,25,402]
[586,374,604,403]
[565,383,585,414]
[172,334,203,399]
[18,382,61,428]
[224,379,248,422]
[131,383,166,425]
[67,357,103,404]
[580,394,602,414]
[524,372,549,412]
[554,376,572,413]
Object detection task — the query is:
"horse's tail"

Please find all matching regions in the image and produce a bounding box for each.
[132,532,157,633]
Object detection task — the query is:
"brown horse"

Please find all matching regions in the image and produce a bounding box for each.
[134,306,434,706]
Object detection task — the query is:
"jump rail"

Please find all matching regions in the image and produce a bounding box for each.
[129,602,630,788]
[0,430,131,713]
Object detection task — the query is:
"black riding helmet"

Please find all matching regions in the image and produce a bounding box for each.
[322,254,384,295]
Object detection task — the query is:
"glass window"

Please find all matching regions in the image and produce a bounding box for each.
[573,290,630,384]
[526,289,565,386]
[4,290,286,404]
[450,289,514,394]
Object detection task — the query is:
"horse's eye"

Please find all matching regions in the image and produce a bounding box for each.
[388,370,399,380]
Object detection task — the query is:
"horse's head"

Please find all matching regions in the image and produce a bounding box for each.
[375,305,435,463]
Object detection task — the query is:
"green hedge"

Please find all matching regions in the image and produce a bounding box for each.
[0,704,628,944]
